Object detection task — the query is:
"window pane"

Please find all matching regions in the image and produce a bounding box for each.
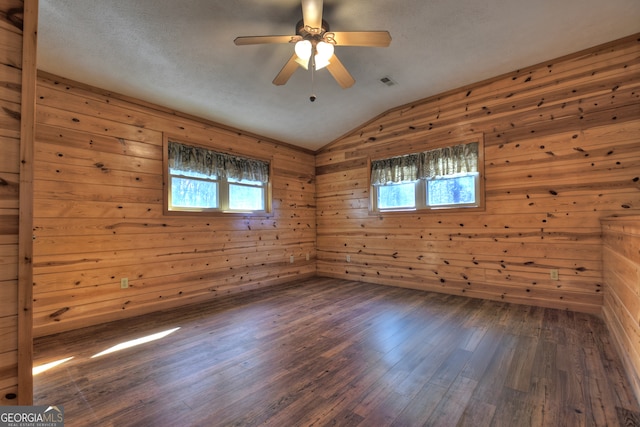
[228,177,262,185]
[229,183,264,210]
[171,177,218,208]
[378,182,416,209]
[427,174,476,206]
[169,168,217,180]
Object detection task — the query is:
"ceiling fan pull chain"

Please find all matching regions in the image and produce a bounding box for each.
[310,54,317,102]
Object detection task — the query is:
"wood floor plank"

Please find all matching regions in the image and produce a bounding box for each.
[425,375,478,427]
[32,278,640,426]
[468,334,519,407]
[455,398,496,427]
[504,335,539,392]
[390,382,449,427]
[491,388,536,427]
[461,328,506,381]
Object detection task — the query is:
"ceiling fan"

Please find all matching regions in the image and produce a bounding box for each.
[234,0,391,94]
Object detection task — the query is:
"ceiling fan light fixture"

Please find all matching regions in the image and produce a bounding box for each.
[295,56,310,70]
[294,39,312,59]
[295,39,333,71]
[314,41,334,70]
[314,57,331,70]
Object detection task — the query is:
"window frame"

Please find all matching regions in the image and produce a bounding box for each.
[369,135,485,214]
[163,135,273,216]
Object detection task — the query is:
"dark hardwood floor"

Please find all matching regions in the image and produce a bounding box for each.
[33,278,640,426]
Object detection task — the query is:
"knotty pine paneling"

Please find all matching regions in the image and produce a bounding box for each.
[0,0,26,404]
[602,215,640,402]
[33,73,316,337]
[316,34,640,314]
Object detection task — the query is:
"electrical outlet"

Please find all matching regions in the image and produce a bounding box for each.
[346,255,351,263]
[120,277,129,289]
[306,253,310,261]
[550,269,559,280]
[290,255,294,264]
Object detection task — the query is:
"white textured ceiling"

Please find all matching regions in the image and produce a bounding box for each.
[37,0,640,151]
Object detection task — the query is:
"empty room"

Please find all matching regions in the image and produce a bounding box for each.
[1,0,640,426]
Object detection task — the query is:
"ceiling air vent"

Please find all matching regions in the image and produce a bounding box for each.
[379,76,397,87]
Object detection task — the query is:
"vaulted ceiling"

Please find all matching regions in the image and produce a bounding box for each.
[37,0,640,151]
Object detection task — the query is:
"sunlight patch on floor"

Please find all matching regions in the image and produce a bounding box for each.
[91,327,181,358]
[33,357,74,375]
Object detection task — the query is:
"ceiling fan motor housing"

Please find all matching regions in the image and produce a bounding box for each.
[296,19,330,38]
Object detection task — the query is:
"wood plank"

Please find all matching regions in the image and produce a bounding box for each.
[602,215,640,403]
[0,22,22,68]
[32,279,640,425]
[0,349,18,391]
[17,0,38,404]
[36,72,314,157]
[0,64,21,105]
[36,104,163,144]
[0,136,19,173]
[0,315,17,354]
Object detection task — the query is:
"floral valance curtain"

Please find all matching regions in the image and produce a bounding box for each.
[168,141,270,183]
[370,153,420,186]
[419,142,478,179]
[371,142,478,185]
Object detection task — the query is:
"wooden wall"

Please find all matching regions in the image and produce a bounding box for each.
[602,215,640,401]
[316,34,640,314]
[0,0,23,404]
[1,0,37,405]
[32,73,316,337]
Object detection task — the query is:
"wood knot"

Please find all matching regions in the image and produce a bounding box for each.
[49,307,70,319]
[2,106,20,121]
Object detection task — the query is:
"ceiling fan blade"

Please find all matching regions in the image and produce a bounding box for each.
[301,0,323,31]
[330,31,392,47]
[273,54,300,86]
[234,35,299,46]
[326,54,355,89]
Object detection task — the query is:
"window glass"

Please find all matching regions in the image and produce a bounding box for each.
[427,173,477,206]
[229,181,265,211]
[170,177,219,209]
[377,182,416,209]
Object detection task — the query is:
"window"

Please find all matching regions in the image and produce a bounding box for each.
[165,139,271,214]
[370,140,484,212]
